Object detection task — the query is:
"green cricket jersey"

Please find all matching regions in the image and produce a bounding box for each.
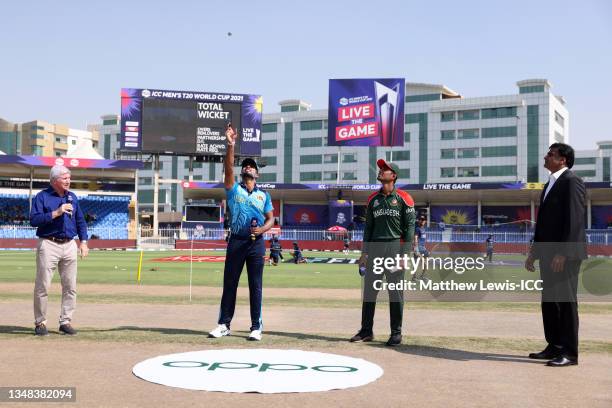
[362,187,416,255]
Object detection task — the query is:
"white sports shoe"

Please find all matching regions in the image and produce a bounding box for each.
[208,324,230,338]
[248,329,262,341]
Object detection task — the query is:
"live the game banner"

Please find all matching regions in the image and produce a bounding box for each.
[328,78,405,147]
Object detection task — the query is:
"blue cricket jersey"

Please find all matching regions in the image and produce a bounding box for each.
[226,182,273,238]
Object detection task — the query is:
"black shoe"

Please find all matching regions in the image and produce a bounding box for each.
[34,324,48,336]
[529,345,562,360]
[59,324,77,335]
[386,333,402,346]
[349,330,373,342]
[546,356,578,367]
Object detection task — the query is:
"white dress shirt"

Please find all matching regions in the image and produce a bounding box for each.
[543,167,568,201]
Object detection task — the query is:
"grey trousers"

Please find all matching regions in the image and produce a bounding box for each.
[34,238,78,326]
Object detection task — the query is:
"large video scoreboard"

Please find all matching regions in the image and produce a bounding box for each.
[120,88,263,157]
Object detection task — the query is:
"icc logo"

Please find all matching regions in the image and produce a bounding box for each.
[55,158,64,166]
[141,89,151,98]
[70,159,79,167]
[339,97,348,106]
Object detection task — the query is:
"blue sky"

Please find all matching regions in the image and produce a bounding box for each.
[1,0,610,150]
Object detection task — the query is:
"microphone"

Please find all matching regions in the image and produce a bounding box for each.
[250,217,258,241]
[66,194,73,219]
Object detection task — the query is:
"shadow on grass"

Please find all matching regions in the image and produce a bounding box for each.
[369,342,542,364]
[0,325,553,364]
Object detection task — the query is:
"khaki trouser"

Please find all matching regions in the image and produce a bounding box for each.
[34,238,78,326]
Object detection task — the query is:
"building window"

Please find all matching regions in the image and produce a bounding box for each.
[261,156,277,166]
[300,120,323,131]
[458,129,479,139]
[72,140,77,145]
[116,134,121,142]
[554,111,565,127]
[262,140,277,149]
[184,161,203,169]
[262,123,278,133]
[458,110,479,121]
[441,130,455,140]
[192,175,203,181]
[404,132,410,142]
[342,153,357,163]
[55,151,62,157]
[481,106,517,119]
[519,85,545,94]
[300,154,322,165]
[385,150,410,161]
[342,171,358,180]
[31,146,44,155]
[55,137,61,143]
[258,173,276,182]
[281,105,299,112]
[441,111,455,122]
[458,166,479,177]
[441,149,455,159]
[138,177,152,184]
[574,157,596,165]
[406,93,441,103]
[300,171,321,181]
[441,167,455,178]
[574,170,596,178]
[481,165,517,177]
[323,154,338,164]
[300,137,323,148]
[397,168,410,178]
[481,126,517,138]
[457,148,479,158]
[323,171,338,181]
[481,146,517,158]
[554,131,564,143]
[103,118,118,126]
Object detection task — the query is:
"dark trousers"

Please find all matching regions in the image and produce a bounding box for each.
[218,236,265,331]
[361,241,405,335]
[540,256,581,359]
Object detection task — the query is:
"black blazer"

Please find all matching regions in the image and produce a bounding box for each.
[533,169,587,260]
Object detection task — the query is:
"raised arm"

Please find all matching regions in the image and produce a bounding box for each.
[224,123,237,189]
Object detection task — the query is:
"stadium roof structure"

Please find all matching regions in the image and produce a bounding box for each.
[0,154,142,182]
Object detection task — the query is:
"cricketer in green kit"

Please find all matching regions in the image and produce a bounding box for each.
[350,158,416,346]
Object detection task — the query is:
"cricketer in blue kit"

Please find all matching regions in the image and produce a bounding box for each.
[209,123,274,341]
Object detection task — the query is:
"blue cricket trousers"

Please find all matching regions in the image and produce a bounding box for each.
[218,235,265,331]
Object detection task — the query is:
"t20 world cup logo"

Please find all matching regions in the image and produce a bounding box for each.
[374,81,400,146]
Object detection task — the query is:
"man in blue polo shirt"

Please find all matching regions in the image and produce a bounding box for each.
[209,123,274,341]
[30,165,89,336]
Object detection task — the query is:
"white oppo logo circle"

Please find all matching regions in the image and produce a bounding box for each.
[133,349,383,393]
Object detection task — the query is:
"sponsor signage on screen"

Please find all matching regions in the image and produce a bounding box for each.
[120,88,263,156]
[328,78,405,146]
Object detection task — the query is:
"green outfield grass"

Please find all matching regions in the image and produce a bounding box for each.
[1,250,610,294]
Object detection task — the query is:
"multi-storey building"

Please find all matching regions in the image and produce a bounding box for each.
[97,78,612,214]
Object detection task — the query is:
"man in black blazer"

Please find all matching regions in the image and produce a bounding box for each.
[525,143,587,367]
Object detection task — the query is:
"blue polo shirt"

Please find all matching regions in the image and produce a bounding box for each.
[416,226,427,249]
[30,187,89,241]
[226,182,273,238]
